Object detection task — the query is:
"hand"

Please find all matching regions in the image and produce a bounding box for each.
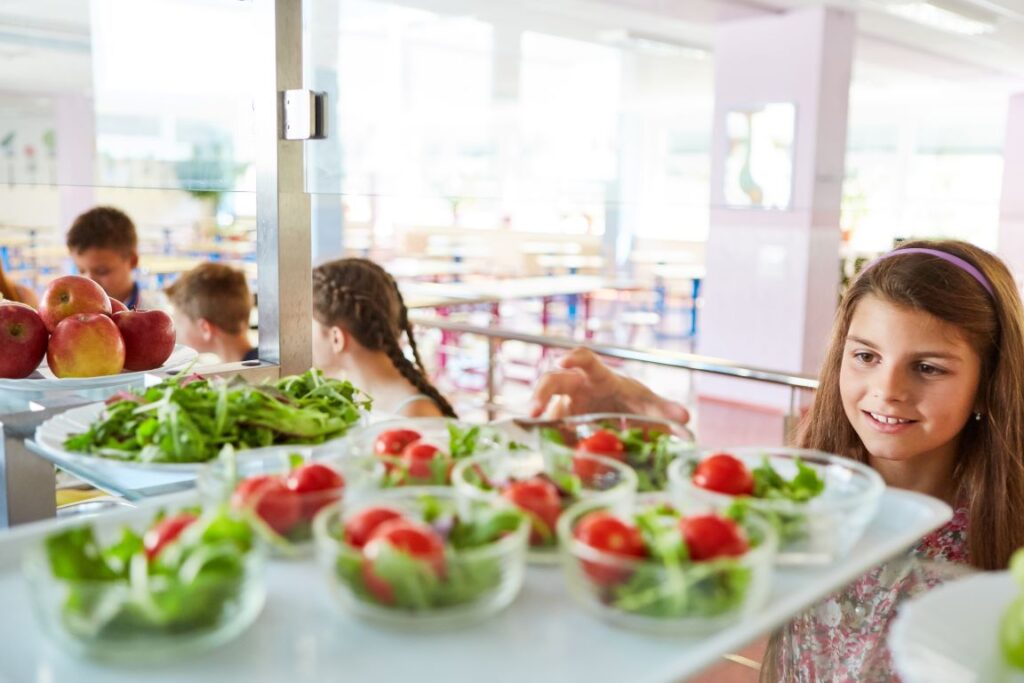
[529,347,690,424]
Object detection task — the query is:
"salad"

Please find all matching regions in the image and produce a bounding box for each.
[27,506,263,658]
[452,450,637,557]
[367,421,519,487]
[1002,547,1024,670]
[316,491,528,619]
[63,368,371,464]
[559,499,775,631]
[539,415,693,492]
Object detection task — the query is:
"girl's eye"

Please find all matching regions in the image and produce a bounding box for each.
[917,363,945,376]
[853,351,875,364]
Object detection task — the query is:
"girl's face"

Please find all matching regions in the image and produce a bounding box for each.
[840,294,982,466]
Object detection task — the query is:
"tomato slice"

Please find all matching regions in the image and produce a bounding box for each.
[679,514,749,561]
[501,477,562,545]
[576,429,626,457]
[343,506,404,549]
[231,475,302,536]
[362,519,446,604]
[573,511,646,586]
[374,429,421,457]
[692,453,755,496]
[401,442,447,481]
[286,463,345,519]
[143,513,199,561]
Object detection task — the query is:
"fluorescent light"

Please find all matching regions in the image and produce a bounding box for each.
[884,1,996,35]
[597,29,710,60]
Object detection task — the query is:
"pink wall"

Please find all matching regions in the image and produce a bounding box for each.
[697,7,854,408]
[999,93,1024,285]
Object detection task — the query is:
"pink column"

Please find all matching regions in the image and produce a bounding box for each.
[998,94,1024,285]
[55,95,96,231]
[696,7,854,425]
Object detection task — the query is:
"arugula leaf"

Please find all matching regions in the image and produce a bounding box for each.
[447,423,481,460]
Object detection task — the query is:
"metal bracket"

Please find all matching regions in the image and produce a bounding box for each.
[282,89,327,140]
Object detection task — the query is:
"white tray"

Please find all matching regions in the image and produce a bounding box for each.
[0,488,951,682]
[890,571,1024,683]
[0,344,198,393]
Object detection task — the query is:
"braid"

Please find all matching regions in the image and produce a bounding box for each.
[313,258,457,418]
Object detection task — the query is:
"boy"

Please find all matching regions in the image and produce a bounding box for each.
[165,262,257,363]
[66,206,150,309]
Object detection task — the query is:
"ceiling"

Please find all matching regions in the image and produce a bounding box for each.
[0,0,1021,101]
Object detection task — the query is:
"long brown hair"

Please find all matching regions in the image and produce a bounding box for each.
[312,258,457,418]
[799,239,1024,570]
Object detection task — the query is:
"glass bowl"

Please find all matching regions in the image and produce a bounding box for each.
[557,493,776,635]
[198,446,377,557]
[536,413,695,492]
[342,418,510,487]
[312,486,529,629]
[451,449,637,563]
[23,504,265,662]
[668,447,884,566]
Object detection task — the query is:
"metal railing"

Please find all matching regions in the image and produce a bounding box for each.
[411,316,820,419]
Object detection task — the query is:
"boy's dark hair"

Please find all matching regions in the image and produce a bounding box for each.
[165,263,252,334]
[66,206,138,256]
[313,258,457,418]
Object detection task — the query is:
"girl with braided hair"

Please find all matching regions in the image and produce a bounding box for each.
[312,258,457,420]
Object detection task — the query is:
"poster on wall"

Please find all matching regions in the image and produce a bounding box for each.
[723,102,796,210]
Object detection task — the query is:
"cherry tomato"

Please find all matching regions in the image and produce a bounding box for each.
[573,511,646,586]
[343,506,404,549]
[362,519,446,604]
[286,463,345,519]
[501,477,562,545]
[374,429,421,457]
[679,514,749,561]
[231,475,302,536]
[402,442,447,481]
[573,430,627,482]
[692,453,755,496]
[144,513,198,561]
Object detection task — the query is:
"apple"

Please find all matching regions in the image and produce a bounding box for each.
[0,302,48,379]
[108,298,128,316]
[47,313,125,378]
[39,275,111,333]
[114,309,176,371]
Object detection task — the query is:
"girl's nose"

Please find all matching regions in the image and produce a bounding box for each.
[872,366,909,402]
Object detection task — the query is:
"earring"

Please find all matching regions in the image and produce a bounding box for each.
[974,412,983,422]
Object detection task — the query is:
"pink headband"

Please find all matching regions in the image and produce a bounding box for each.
[864,247,994,298]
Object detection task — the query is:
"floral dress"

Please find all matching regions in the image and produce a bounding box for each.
[771,506,970,682]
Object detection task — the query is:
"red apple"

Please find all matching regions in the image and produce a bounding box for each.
[114,310,176,371]
[0,302,48,379]
[108,298,128,316]
[39,275,111,333]
[47,313,125,378]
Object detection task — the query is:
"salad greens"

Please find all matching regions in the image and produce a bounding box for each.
[1002,547,1024,669]
[598,505,752,618]
[335,495,525,611]
[725,456,825,546]
[377,422,509,487]
[42,508,256,640]
[64,369,371,464]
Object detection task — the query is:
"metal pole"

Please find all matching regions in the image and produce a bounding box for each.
[485,337,497,420]
[256,0,311,376]
[0,410,60,527]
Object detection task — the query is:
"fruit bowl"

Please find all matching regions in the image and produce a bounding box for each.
[198,447,377,557]
[557,493,776,635]
[451,449,637,563]
[312,487,529,629]
[668,448,884,566]
[536,413,696,492]
[23,503,265,662]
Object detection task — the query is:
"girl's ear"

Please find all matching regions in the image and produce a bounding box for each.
[330,325,347,354]
[198,318,214,342]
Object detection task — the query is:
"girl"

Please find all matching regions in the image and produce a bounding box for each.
[311,257,457,420]
[530,240,1024,681]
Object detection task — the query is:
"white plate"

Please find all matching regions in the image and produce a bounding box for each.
[32,401,355,496]
[0,344,198,393]
[890,572,1024,683]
